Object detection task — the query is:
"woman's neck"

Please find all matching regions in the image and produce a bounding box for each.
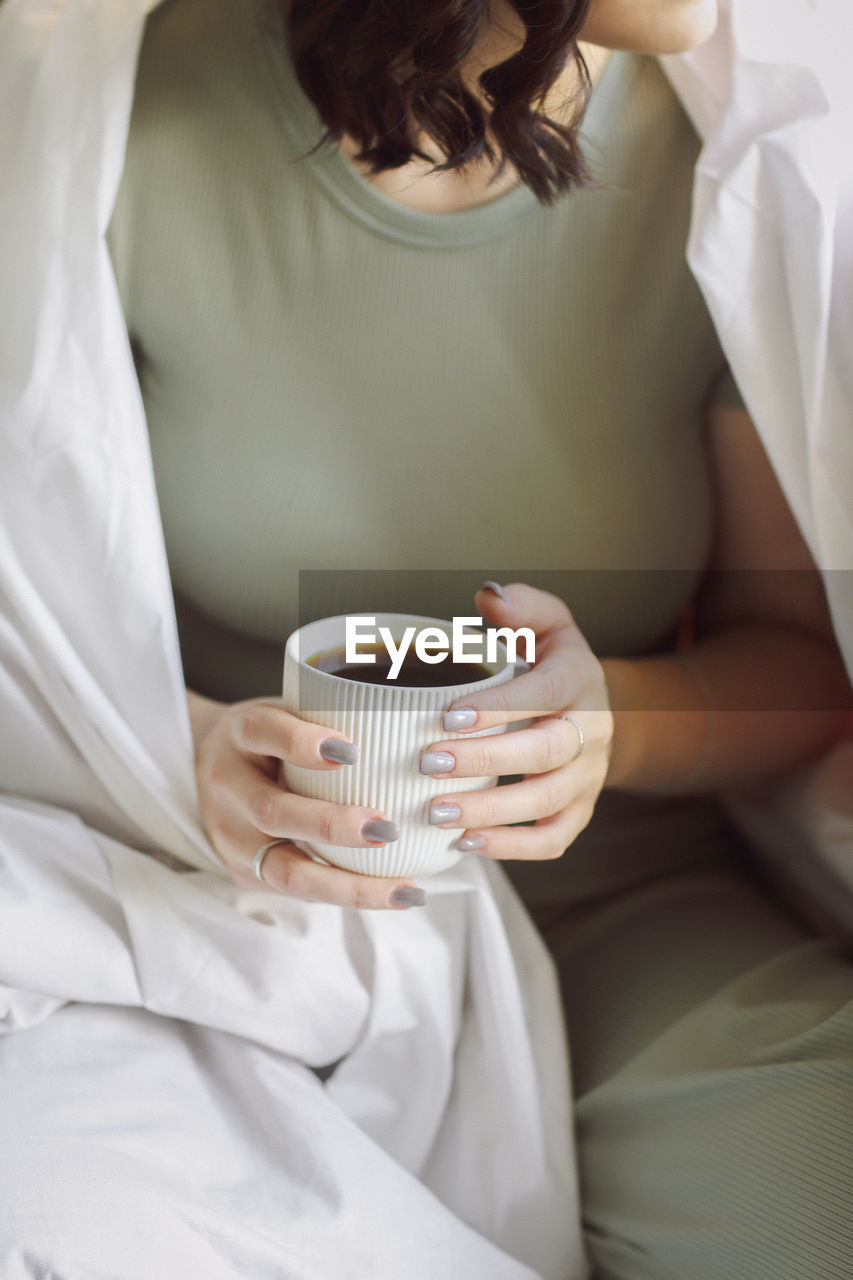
[339,43,612,215]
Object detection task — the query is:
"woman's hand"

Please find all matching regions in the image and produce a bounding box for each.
[421,583,614,860]
[188,692,426,909]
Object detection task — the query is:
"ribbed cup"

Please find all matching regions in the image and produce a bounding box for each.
[282,614,516,877]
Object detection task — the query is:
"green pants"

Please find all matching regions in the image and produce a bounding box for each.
[511,800,853,1280]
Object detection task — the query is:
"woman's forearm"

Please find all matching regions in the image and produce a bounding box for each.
[603,622,852,794]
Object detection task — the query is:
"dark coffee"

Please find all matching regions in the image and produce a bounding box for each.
[308,643,492,687]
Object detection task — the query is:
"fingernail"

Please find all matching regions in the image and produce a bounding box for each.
[319,738,359,765]
[479,580,508,603]
[429,803,462,826]
[420,750,455,775]
[443,706,478,732]
[361,819,399,843]
[389,886,427,909]
[457,835,486,851]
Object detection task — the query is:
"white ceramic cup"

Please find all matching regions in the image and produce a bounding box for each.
[282,613,516,877]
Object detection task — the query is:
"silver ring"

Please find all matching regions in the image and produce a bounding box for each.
[559,715,584,762]
[251,839,288,885]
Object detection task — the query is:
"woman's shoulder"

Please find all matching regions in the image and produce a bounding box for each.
[580,49,701,190]
[138,0,270,98]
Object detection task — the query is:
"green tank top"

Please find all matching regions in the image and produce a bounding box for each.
[107,0,748,911]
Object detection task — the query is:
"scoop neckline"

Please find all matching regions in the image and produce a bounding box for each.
[253,7,625,249]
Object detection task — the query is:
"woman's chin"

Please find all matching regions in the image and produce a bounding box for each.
[582,0,719,57]
[657,1,720,54]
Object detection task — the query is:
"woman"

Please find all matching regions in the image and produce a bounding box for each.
[2,0,852,1276]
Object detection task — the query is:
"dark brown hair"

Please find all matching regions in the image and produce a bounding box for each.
[284,0,595,204]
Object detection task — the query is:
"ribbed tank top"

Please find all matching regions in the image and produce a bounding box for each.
[107,0,744,908]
